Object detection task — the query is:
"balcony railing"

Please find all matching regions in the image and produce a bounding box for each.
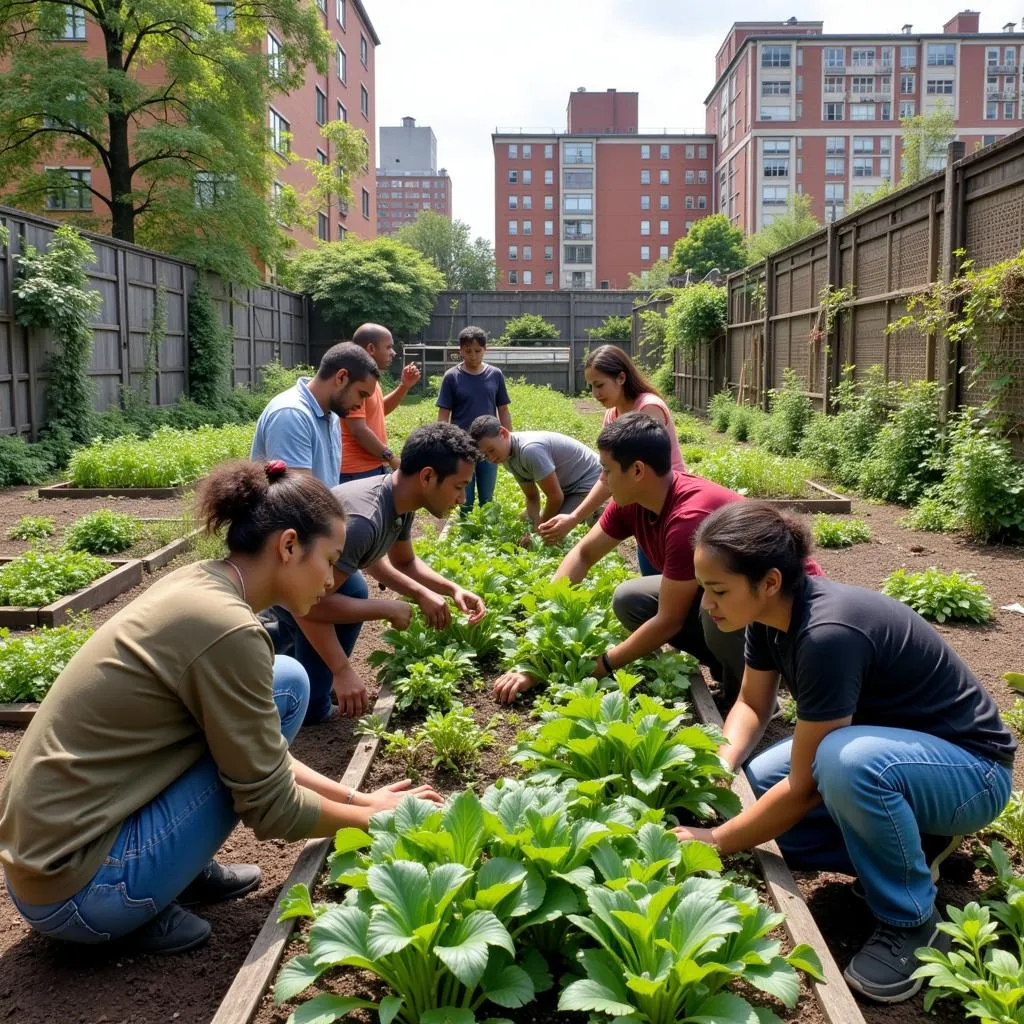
[847,90,892,101]
[988,63,1019,75]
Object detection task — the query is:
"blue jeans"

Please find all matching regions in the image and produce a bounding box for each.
[339,466,387,485]
[7,656,310,944]
[461,458,498,514]
[746,726,1011,928]
[637,546,657,577]
[271,571,369,725]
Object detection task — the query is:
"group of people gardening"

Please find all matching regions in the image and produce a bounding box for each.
[0,325,1014,1008]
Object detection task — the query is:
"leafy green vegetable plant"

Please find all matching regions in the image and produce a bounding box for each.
[811,514,872,548]
[693,446,811,499]
[391,647,478,713]
[0,548,110,606]
[708,390,734,433]
[0,622,93,702]
[64,509,141,554]
[881,567,993,624]
[420,703,496,772]
[7,515,55,541]
[986,791,1024,855]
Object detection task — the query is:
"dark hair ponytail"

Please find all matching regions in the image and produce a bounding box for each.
[584,344,658,401]
[694,501,811,593]
[196,461,345,555]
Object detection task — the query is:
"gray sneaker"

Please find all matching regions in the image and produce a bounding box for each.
[130,902,211,956]
[851,834,962,901]
[843,909,948,1003]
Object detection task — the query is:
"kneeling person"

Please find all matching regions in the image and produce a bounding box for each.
[469,417,602,543]
[275,422,488,723]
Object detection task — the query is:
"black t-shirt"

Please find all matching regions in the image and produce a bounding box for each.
[744,576,1017,767]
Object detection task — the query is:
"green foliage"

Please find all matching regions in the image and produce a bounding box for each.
[669,214,747,280]
[0,548,110,606]
[67,423,253,488]
[708,390,735,433]
[64,510,142,554]
[0,622,93,702]
[585,316,632,343]
[754,369,814,456]
[858,380,942,504]
[697,447,811,498]
[899,104,955,185]
[121,282,166,420]
[303,120,371,219]
[726,403,764,443]
[258,360,316,400]
[637,308,669,390]
[847,181,896,214]
[627,258,673,290]
[987,793,1024,856]
[285,237,446,339]
[499,313,560,345]
[419,703,497,772]
[881,567,993,624]
[0,434,56,486]
[664,284,727,356]
[1003,700,1024,740]
[811,515,872,548]
[390,646,478,713]
[187,277,233,409]
[777,691,799,725]
[12,226,101,446]
[900,496,959,533]
[746,195,822,264]
[7,515,55,541]
[395,211,498,291]
[0,0,332,283]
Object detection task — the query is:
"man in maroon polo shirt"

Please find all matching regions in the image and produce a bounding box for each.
[493,412,746,704]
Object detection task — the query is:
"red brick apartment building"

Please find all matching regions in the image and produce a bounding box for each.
[707,10,1022,232]
[15,0,378,253]
[492,90,715,291]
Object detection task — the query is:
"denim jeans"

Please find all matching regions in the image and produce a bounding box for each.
[6,655,310,944]
[271,571,369,725]
[745,726,1011,927]
[636,546,657,577]
[339,465,387,485]
[461,458,498,514]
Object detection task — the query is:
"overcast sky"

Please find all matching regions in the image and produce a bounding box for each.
[370,1,1024,244]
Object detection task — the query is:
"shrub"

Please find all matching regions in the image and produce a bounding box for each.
[7,515,55,541]
[0,622,93,703]
[664,283,727,355]
[0,434,55,486]
[0,548,110,607]
[708,389,734,432]
[756,369,814,456]
[585,315,631,343]
[65,510,142,555]
[499,313,559,345]
[257,359,315,399]
[726,403,764,443]
[900,495,959,533]
[187,277,233,408]
[1004,699,1024,740]
[811,515,872,548]
[697,447,811,498]
[881,567,993,624]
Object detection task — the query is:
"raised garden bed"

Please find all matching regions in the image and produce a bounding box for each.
[138,524,204,571]
[38,481,187,500]
[764,480,852,514]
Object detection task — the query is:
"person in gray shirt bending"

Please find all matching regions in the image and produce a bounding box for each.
[469,416,602,544]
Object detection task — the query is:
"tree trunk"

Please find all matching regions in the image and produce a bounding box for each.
[104,16,134,243]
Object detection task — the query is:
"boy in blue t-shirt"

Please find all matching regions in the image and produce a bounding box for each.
[436,326,511,512]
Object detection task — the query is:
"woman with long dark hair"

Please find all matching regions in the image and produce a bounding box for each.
[538,345,684,569]
[0,460,439,956]
[672,501,1014,1004]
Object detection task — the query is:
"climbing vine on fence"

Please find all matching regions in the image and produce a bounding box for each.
[810,283,855,346]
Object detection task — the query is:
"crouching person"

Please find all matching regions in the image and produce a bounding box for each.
[0,461,439,955]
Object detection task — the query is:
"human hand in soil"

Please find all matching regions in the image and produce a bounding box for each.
[670,825,718,846]
[332,666,369,717]
[453,587,487,624]
[362,778,442,810]
[417,590,451,629]
[401,362,421,387]
[493,670,537,704]
[385,600,413,630]
[537,513,576,544]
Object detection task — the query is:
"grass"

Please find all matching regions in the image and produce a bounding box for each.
[812,515,872,548]
[694,447,812,498]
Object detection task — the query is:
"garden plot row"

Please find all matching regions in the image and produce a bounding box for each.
[213,494,865,1024]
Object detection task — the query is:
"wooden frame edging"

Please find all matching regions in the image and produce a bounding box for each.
[140,527,205,572]
[37,482,187,499]
[209,683,397,1024]
[687,673,868,1024]
[0,702,37,725]
[762,480,852,515]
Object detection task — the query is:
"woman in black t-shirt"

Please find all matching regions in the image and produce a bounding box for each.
[672,500,1014,1006]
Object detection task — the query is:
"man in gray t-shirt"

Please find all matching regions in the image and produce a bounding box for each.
[469,416,602,543]
[272,423,487,723]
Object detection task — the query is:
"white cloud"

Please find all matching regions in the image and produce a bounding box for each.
[371,1,1024,245]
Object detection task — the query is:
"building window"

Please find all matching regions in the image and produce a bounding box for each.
[660,144,670,159]
[640,144,650,159]
[508,144,518,158]
[213,4,235,30]
[508,196,518,209]
[685,169,695,184]
[563,194,593,213]
[853,157,874,177]
[660,246,670,260]
[853,136,874,153]
[522,195,532,210]
[522,220,532,235]
[850,47,874,67]
[522,270,532,286]
[638,195,649,211]
[60,4,87,38]
[564,245,593,264]
[659,219,669,235]
[640,169,651,185]
[698,144,708,159]
[507,170,517,184]
[267,33,285,79]
[523,144,532,158]
[563,142,593,164]
[563,169,593,188]
[658,169,669,184]
[46,168,91,210]
[697,195,706,209]
[545,271,554,285]
[762,80,792,96]
[335,43,346,82]
[508,220,518,235]
[900,100,915,118]
[316,148,328,165]
[927,43,955,67]
[685,195,694,209]
[698,169,708,184]
[360,85,369,118]
[823,102,844,121]
[660,195,669,210]
[640,219,650,236]
[640,245,650,261]
[544,220,553,236]
[338,223,346,239]
[926,79,954,95]
[823,46,844,69]
[361,188,370,218]
[508,270,518,285]
[508,246,517,260]
[983,134,998,145]
[761,44,791,68]
[900,73,915,94]
[762,185,789,205]
[315,87,327,126]
[825,183,845,202]
[336,0,346,26]
[523,246,532,260]
[543,169,553,185]
[986,100,999,119]
[826,136,845,154]
[544,144,553,159]
[851,76,874,95]
[544,195,553,210]
[360,33,368,67]
[544,245,553,259]
[760,104,792,121]
[269,108,289,154]
[523,169,532,184]
[825,157,845,176]
[763,158,789,177]
[850,103,874,120]
[318,212,329,240]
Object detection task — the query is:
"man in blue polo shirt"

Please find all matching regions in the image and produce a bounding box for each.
[251,342,380,486]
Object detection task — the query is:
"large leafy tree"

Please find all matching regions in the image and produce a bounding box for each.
[0,0,330,282]
[284,236,446,338]
[746,194,822,263]
[669,214,747,281]
[395,210,497,290]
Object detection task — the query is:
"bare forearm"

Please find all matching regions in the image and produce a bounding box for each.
[296,618,349,675]
[721,700,770,771]
[569,480,610,525]
[302,593,380,625]
[553,548,593,584]
[382,385,411,414]
[712,778,821,855]
[393,557,458,598]
[348,421,389,461]
[524,495,542,526]
[310,796,376,835]
[608,613,684,667]
[498,406,512,430]
[539,493,564,523]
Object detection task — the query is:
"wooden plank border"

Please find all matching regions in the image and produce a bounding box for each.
[140,526,204,572]
[209,683,397,1024]
[762,480,852,515]
[686,673,867,1024]
[0,702,38,725]
[37,481,187,499]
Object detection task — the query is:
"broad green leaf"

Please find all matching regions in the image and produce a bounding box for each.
[287,994,376,1024]
[444,788,487,865]
[333,827,372,854]
[367,906,419,956]
[1003,671,1024,692]
[278,883,317,922]
[474,857,528,910]
[431,862,474,916]
[309,906,374,970]
[785,943,825,982]
[378,995,403,1024]
[630,768,664,795]
[402,828,456,863]
[743,961,800,1008]
[480,961,535,1008]
[551,865,595,888]
[367,861,431,930]
[420,1008,475,1024]
[624,972,668,997]
[684,991,762,1024]
[676,840,723,877]
[517,878,578,928]
[435,911,514,988]
[519,948,554,993]
[274,954,322,1004]
[559,978,637,1017]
